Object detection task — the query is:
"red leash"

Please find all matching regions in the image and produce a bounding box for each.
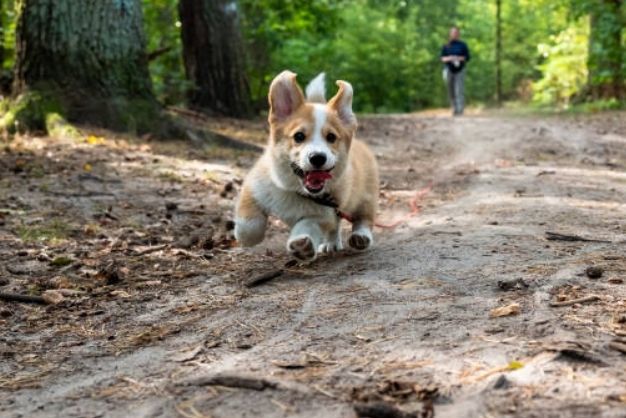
[373,183,433,229]
[301,183,433,230]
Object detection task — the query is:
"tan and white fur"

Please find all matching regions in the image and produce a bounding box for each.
[234,71,379,261]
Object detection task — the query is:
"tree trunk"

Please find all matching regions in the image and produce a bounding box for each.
[495,0,503,105]
[179,0,252,118]
[5,0,165,134]
[587,0,623,100]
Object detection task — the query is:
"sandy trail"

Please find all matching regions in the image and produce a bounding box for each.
[1,111,625,418]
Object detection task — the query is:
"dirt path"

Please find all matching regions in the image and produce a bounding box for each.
[1,111,626,418]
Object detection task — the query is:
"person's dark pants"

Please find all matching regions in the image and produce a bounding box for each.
[446,69,465,115]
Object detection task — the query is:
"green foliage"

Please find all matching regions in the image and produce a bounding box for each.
[239,0,341,106]
[45,112,80,139]
[141,0,188,105]
[533,19,589,107]
[567,0,625,96]
[1,0,16,70]
[240,0,458,112]
[331,5,426,112]
[239,0,583,111]
[1,0,622,114]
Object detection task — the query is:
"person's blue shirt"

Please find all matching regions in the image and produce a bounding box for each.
[440,40,470,73]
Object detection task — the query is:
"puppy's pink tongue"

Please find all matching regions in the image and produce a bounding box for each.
[304,171,332,189]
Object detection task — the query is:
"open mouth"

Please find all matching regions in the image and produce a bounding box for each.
[303,169,333,193]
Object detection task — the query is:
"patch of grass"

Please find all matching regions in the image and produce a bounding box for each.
[17,219,71,243]
[203,170,220,183]
[0,89,65,134]
[158,170,184,183]
[568,98,624,113]
[498,98,625,117]
[29,165,46,179]
[45,112,81,140]
[50,256,73,267]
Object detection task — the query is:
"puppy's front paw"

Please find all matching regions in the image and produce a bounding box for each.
[288,235,316,261]
[348,233,371,250]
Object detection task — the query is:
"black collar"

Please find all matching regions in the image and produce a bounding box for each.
[290,162,305,178]
[296,191,338,209]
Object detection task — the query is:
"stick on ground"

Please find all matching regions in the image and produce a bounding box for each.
[245,269,284,288]
[133,244,169,256]
[549,295,600,307]
[545,231,611,243]
[354,402,418,418]
[0,292,47,304]
[179,374,277,391]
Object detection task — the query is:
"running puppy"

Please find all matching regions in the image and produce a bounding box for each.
[234,71,379,261]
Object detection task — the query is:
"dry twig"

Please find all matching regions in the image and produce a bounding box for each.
[133,244,168,256]
[545,231,610,243]
[354,402,418,418]
[549,295,600,307]
[179,374,277,391]
[0,292,46,304]
[245,269,284,288]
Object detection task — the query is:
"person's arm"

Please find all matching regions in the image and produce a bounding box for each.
[464,43,470,62]
[440,46,451,63]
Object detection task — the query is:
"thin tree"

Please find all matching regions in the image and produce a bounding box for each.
[179,0,252,117]
[495,0,502,105]
[4,0,165,134]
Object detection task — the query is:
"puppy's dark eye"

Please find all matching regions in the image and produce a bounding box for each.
[326,133,337,143]
[293,132,306,143]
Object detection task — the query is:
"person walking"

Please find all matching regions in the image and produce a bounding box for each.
[441,26,470,116]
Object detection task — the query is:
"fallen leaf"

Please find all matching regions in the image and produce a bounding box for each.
[507,360,524,370]
[42,290,65,305]
[490,303,521,318]
[85,135,105,145]
[172,345,204,362]
[110,290,131,298]
[271,360,308,369]
[83,163,93,172]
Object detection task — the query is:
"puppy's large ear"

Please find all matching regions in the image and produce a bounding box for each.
[328,80,357,130]
[268,71,305,123]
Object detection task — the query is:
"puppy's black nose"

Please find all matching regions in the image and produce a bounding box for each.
[309,153,327,168]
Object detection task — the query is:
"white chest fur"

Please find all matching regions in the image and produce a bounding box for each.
[250,175,336,227]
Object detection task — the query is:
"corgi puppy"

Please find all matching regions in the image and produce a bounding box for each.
[234,71,379,261]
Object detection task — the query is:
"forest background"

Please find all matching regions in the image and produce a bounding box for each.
[0,0,624,136]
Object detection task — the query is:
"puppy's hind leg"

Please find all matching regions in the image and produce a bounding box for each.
[288,218,324,261]
[234,185,267,247]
